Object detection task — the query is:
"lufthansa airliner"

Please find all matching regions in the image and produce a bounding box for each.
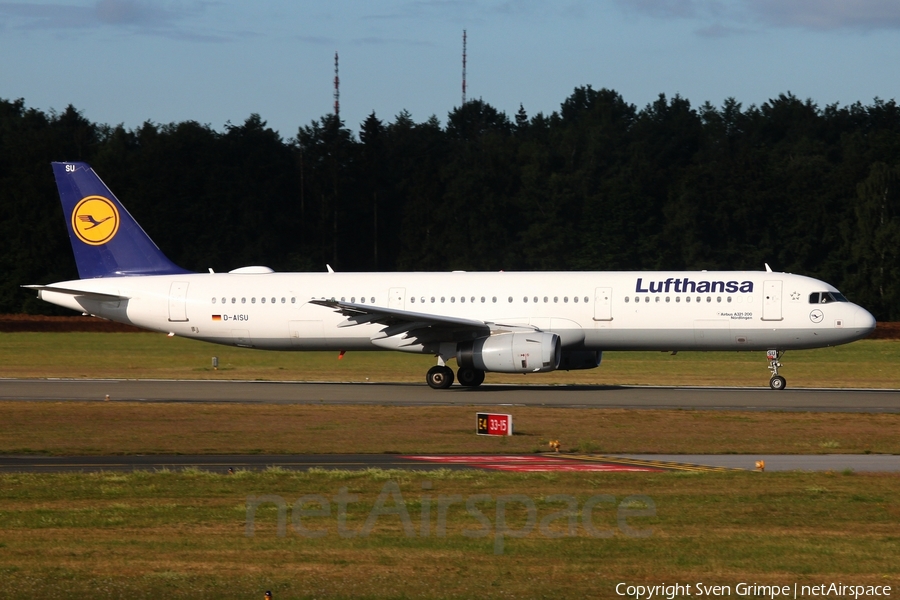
[26,162,876,389]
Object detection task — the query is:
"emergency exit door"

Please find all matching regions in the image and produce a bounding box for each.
[168,281,189,322]
[762,280,783,321]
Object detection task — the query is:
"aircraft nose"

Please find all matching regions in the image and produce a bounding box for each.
[854,305,876,335]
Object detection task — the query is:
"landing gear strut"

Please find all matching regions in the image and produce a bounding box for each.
[426,365,454,389]
[457,366,485,388]
[767,349,786,390]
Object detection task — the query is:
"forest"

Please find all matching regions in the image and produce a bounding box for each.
[1,87,899,319]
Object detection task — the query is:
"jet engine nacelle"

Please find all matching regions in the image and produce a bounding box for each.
[457,332,561,373]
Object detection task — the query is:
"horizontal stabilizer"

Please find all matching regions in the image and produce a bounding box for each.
[22,285,130,303]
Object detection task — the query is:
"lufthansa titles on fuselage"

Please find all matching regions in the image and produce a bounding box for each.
[635,277,754,294]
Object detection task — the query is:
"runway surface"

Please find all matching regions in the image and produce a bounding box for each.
[2,453,897,473]
[2,379,900,412]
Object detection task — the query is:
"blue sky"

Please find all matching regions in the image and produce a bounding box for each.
[2,0,900,138]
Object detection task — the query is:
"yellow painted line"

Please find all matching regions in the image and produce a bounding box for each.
[551,453,744,472]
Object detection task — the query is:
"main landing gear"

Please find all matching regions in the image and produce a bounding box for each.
[457,366,485,388]
[425,364,486,389]
[426,365,454,389]
[767,349,786,390]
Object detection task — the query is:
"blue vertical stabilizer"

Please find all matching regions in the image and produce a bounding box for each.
[52,162,191,278]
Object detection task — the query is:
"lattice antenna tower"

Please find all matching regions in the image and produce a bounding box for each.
[461,30,467,106]
[334,51,340,118]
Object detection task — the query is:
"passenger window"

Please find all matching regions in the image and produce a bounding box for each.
[460,297,464,303]
[431,297,435,303]
[232,298,236,304]
[716,297,721,303]
[451,297,455,303]
[554,296,558,303]
[625,297,630,303]
[655,297,660,303]
[211,297,216,304]
[523,297,528,303]
[666,297,670,303]
[645,297,649,303]
[351,297,355,303]
[251,298,256,304]
[584,297,589,303]
[281,297,286,304]
[481,297,485,303]
[222,297,226,304]
[370,297,374,303]
[291,297,296,304]
[441,297,445,303]
[564,297,569,303]
[573,296,578,303]
[544,296,548,303]
[492,297,497,303]
[508,297,513,303]
[727,297,732,303]
[410,297,415,303]
[261,297,266,304]
[676,297,681,303]
[686,297,691,303]
[707,297,711,303]
[241,298,246,304]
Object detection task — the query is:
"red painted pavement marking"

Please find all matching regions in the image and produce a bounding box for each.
[402,456,662,472]
[403,455,568,463]
[483,464,661,473]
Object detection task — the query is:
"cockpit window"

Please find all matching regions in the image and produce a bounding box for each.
[810,291,848,304]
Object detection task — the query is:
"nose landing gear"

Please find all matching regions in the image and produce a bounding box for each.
[767,349,786,390]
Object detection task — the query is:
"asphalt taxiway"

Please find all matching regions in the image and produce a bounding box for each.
[2,379,900,412]
[2,453,898,473]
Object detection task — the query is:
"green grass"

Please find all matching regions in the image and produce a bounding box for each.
[3,402,900,455]
[1,332,899,387]
[0,469,898,599]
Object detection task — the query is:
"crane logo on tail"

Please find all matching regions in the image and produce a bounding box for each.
[71,196,119,245]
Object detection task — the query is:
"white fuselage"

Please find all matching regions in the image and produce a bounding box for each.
[37,270,875,353]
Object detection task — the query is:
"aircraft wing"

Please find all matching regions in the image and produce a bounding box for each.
[309,299,490,333]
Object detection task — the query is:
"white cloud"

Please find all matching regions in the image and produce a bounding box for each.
[612,0,900,33]
[749,0,900,31]
[0,0,229,41]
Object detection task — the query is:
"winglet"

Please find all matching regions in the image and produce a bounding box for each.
[52,162,191,278]
[765,263,773,273]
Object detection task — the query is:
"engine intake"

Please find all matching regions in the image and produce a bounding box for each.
[457,332,561,373]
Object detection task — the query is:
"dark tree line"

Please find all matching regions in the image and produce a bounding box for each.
[1,88,899,319]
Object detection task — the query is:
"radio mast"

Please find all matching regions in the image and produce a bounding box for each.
[334,51,340,118]
[461,30,467,106]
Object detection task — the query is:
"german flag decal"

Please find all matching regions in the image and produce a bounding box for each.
[212,315,222,321]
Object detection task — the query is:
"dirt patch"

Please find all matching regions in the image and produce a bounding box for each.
[0,314,144,333]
